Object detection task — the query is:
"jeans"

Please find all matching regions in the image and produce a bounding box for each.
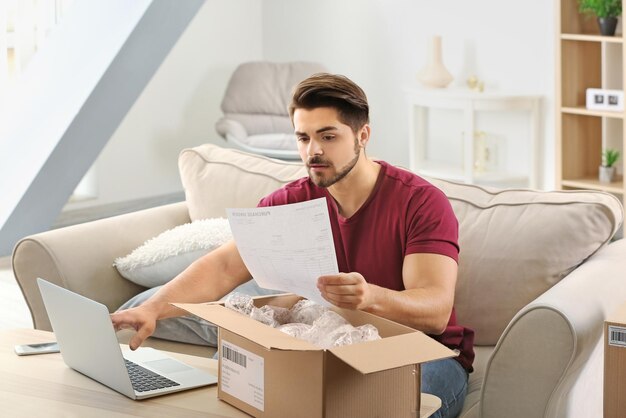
[117,280,282,346]
[421,358,469,418]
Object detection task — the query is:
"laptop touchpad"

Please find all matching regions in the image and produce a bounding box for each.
[144,359,193,374]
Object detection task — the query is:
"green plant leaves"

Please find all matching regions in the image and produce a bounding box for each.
[578,0,622,18]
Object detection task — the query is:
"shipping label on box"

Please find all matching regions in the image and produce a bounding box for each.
[604,303,626,418]
[608,325,626,347]
[220,340,265,411]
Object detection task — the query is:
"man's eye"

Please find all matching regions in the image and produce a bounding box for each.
[297,136,309,142]
[322,135,335,141]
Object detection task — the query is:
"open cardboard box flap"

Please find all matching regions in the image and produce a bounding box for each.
[329,331,457,374]
[174,302,318,351]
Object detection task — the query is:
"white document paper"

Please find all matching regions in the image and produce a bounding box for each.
[226,198,338,305]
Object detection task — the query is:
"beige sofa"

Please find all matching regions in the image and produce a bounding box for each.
[13,144,626,418]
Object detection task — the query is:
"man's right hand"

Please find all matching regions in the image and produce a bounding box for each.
[110,304,161,350]
[108,239,251,350]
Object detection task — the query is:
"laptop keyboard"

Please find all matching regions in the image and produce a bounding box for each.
[124,359,180,392]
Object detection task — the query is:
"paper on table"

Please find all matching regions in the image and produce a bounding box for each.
[226,198,338,305]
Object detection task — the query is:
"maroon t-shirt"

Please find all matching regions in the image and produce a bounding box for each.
[258,161,475,372]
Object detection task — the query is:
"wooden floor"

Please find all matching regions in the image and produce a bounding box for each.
[0,257,37,331]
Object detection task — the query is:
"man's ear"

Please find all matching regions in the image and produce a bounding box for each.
[358,124,371,147]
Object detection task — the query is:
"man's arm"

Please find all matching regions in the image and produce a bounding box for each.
[111,239,251,349]
[316,253,457,334]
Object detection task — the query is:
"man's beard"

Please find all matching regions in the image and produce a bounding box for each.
[307,139,360,188]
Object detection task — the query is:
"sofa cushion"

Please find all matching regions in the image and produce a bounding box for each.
[179,145,624,346]
[427,179,623,345]
[113,218,232,288]
[179,144,307,221]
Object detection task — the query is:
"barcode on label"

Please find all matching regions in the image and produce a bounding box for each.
[223,345,247,367]
[609,326,626,347]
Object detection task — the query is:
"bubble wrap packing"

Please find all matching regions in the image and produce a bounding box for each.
[223,293,381,348]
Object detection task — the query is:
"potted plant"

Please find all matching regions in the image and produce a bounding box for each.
[599,148,620,183]
[578,0,623,36]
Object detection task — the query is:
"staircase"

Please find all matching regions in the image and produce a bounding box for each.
[0,0,204,255]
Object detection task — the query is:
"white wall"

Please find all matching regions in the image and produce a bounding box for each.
[69,0,557,213]
[0,0,208,254]
[0,1,7,88]
[65,0,263,210]
[0,0,154,222]
[262,0,555,188]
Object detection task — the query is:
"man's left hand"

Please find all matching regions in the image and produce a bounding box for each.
[317,273,374,310]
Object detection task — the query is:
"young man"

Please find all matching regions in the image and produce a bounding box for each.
[112,73,474,418]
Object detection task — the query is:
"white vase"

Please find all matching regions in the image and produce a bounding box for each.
[418,36,453,88]
[599,165,616,183]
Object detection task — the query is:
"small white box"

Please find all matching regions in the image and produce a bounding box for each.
[586,88,624,111]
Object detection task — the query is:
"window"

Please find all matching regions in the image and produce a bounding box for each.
[1,0,74,85]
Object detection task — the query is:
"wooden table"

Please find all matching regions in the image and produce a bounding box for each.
[1,329,441,417]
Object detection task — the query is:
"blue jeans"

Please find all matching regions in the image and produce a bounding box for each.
[117,280,282,346]
[421,358,469,418]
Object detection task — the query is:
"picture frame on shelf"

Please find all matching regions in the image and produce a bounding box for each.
[586,88,624,111]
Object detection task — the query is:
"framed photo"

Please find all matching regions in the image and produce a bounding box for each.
[586,88,624,111]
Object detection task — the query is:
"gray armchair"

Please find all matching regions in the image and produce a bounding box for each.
[215,61,327,160]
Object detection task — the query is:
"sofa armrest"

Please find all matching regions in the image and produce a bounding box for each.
[12,202,190,331]
[480,239,626,418]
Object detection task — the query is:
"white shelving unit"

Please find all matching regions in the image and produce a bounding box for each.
[407,88,542,188]
[556,0,625,208]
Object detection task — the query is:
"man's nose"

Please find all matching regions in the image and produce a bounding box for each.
[308,139,323,156]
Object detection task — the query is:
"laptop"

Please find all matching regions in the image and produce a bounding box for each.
[37,278,217,400]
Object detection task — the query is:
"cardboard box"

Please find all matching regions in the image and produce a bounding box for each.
[175,294,456,418]
[605,302,626,418]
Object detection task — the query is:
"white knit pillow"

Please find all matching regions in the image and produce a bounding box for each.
[114,218,232,288]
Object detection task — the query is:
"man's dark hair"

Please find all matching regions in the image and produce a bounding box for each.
[289,73,369,134]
